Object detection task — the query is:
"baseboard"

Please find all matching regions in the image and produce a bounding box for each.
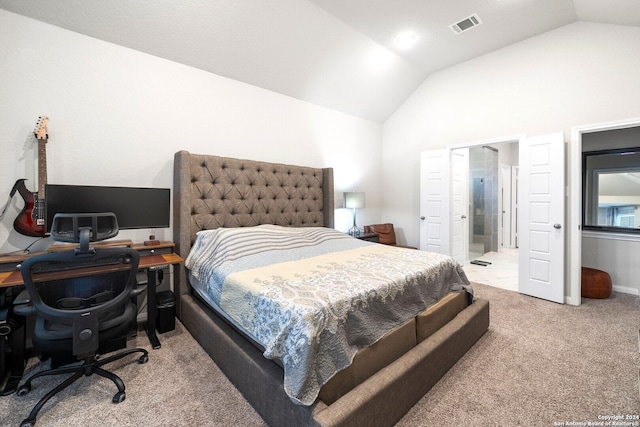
[612,285,639,296]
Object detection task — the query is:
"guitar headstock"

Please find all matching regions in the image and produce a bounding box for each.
[34,116,49,141]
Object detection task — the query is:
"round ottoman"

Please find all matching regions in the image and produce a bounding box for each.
[581,267,612,299]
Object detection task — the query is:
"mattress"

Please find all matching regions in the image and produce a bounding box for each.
[185,225,470,405]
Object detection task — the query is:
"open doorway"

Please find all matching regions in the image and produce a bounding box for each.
[455,140,519,291]
[570,120,640,303]
[420,133,566,301]
[467,145,499,262]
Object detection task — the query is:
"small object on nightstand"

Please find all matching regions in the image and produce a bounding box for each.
[356,233,379,243]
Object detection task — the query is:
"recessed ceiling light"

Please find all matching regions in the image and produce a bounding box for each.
[395,31,416,50]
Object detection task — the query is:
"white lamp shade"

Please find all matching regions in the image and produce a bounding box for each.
[344,192,365,209]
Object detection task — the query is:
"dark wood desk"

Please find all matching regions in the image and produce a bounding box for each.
[0,241,182,396]
[0,244,183,349]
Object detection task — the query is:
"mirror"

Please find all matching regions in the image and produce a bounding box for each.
[583,147,640,233]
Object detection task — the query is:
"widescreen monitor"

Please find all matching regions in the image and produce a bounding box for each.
[45,184,170,233]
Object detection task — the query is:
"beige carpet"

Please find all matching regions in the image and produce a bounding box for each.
[2,283,639,426]
[1,322,266,427]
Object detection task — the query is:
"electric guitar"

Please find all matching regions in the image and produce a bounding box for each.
[13,116,49,237]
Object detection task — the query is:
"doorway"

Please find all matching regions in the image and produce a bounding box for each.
[467,145,499,262]
[420,133,565,302]
[569,119,640,305]
[451,141,518,264]
[456,141,519,292]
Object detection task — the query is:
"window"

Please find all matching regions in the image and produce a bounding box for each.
[583,147,640,234]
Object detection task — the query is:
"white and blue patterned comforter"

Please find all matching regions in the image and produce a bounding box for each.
[185,225,470,405]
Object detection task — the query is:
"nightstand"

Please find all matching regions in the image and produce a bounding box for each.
[356,233,379,243]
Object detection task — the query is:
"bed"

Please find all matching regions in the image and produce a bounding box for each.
[172,150,490,426]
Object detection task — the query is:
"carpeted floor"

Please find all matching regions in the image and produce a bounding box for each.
[2,283,639,426]
[1,320,266,427]
[397,284,640,426]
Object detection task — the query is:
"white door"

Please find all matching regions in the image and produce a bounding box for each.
[518,133,565,303]
[419,149,450,254]
[512,166,519,248]
[451,148,469,263]
[500,164,512,248]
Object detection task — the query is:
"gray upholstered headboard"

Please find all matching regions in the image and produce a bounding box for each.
[172,150,335,309]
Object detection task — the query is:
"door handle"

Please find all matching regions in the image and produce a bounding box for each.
[461,215,467,219]
[553,223,562,229]
[420,216,425,220]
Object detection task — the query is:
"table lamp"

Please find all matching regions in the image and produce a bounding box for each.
[344,192,365,237]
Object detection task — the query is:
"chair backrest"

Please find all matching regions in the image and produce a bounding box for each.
[364,223,397,245]
[20,247,140,356]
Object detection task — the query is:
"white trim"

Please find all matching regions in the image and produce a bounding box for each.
[582,230,640,242]
[511,165,519,248]
[569,128,582,305]
[499,163,512,248]
[612,285,639,296]
[447,134,526,150]
[573,117,640,134]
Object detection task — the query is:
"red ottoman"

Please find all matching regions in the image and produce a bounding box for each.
[581,267,612,299]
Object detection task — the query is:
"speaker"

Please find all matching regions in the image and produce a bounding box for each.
[0,308,11,380]
[156,291,175,334]
[0,307,26,396]
[0,308,15,337]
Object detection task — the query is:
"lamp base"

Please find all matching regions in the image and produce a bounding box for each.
[348,226,363,238]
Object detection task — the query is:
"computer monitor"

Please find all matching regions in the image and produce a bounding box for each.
[45,184,170,233]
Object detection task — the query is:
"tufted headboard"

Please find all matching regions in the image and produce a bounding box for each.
[172,151,335,308]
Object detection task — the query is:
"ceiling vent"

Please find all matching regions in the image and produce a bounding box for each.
[450,14,482,35]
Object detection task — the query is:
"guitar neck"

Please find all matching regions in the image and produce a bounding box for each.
[37,138,47,199]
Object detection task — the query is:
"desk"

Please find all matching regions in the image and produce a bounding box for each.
[0,242,181,396]
[0,244,183,350]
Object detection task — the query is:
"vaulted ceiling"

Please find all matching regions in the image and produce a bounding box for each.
[1,0,639,122]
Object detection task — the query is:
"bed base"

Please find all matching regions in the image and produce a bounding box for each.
[179,293,489,427]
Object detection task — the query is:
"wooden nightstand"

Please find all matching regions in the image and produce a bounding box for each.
[356,233,379,243]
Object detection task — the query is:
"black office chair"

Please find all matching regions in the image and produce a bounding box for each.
[14,213,149,427]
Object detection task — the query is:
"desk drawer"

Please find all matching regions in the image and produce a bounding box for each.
[137,246,173,257]
[0,263,20,273]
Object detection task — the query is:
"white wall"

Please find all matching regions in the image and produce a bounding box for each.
[383,21,640,293]
[0,10,383,253]
[384,21,640,246]
[582,233,639,294]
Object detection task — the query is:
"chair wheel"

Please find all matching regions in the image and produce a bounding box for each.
[20,418,35,427]
[113,391,126,403]
[17,384,31,396]
[138,354,149,364]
